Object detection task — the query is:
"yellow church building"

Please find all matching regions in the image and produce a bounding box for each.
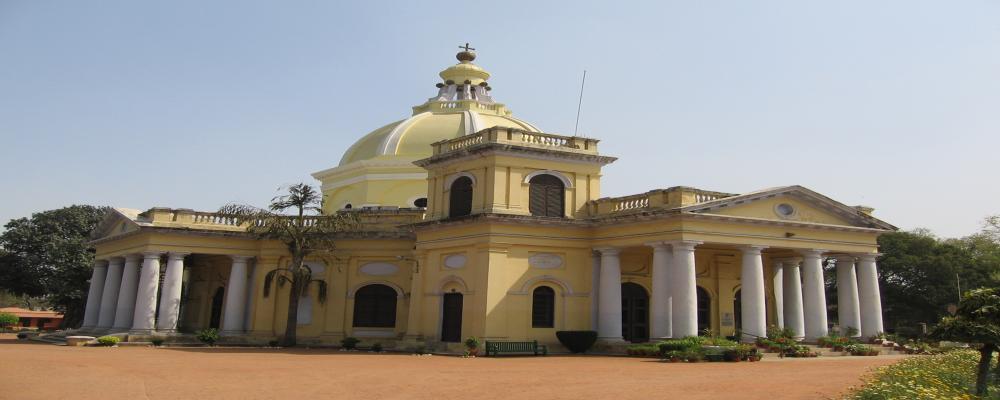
[81,48,895,351]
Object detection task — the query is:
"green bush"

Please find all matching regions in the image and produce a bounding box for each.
[196,328,219,345]
[268,340,279,347]
[371,343,383,352]
[555,331,598,353]
[97,336,120,346]
[340,337,360,350]
[413,345,427,355]
[657,337,703,354]
[16,332,28,339]
[150,338,164,346]
[464,336,479,350]
[626,344,660,357]
[0,312,17,330]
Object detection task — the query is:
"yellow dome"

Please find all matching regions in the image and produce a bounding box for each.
[338,107,541,166]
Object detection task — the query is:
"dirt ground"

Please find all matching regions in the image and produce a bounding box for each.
[0,334,903,400]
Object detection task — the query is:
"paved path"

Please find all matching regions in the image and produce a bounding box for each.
[0,334,902,400]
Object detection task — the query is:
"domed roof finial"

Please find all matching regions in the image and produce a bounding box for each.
[457,42,476,63]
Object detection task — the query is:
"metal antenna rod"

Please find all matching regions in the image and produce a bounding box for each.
[573,70,587,136]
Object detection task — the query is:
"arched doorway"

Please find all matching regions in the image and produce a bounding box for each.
[209,287,224,329]
[449,176,473,218]
[441,292,463,343]
[352,284,398,328]
[697,287,711,334]
[621,282,649,343]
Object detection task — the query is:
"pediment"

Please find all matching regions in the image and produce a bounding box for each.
[89,208,147,241]
[682,186,895,230]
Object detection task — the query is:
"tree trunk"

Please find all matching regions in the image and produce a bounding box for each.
[281,255,305,347]
[975,344,995,396]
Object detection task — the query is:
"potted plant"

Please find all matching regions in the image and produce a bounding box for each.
[340,337,360,350]
[464,336,480,356]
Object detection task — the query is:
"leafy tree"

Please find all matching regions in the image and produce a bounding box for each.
[0,205,107,327]
[0,312,18,330]
[217,184,357,347]
[930,287,1000,396]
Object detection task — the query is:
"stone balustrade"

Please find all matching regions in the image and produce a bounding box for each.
[431,127,600,156]
[586,186,736,216]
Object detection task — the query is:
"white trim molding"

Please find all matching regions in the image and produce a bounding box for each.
[444,171,477,189]
[522,170,574,188]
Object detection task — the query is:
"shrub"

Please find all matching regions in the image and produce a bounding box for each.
[464,336,479,350]
[150,338,164,347]
[723,344,758,361]
[0,312,17,330]
[371,343,383,352]
[555,331,598,354]
[97,336,120,346]
[196,328,219,346]
[413,345,427,355]
[846,344,880,356]
[340,337,360,350]
[657,337,704,354]
[626,344,660,357]
[16,332,28,339]
[268,340,279,347]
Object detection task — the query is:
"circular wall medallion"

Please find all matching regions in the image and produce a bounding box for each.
[774,203,797,219]
[528,253,564,269]
[359,262,399,276]
[444,254,467,269]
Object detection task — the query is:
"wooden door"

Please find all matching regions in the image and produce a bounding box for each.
[441,293,463,343]
[621,282,649,343]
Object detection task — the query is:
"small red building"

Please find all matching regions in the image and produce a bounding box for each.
[0,307,63,330]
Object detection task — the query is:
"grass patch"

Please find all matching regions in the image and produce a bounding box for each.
[849,350,999,399]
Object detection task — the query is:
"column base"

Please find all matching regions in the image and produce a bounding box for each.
[221,330,247,337]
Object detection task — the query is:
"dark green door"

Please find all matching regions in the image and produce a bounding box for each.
[621,282,649,343]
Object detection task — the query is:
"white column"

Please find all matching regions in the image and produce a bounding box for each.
[835,255,862,337]
[772,261,784,329]
[800,249,828,340]
[112,254,142,330]
[590,251,601,332]
[96,257,125,329]
[856,254,884,338]
[670,241,701,338]
[156,252,188,332]
[81,260,109,328]
[222,256,252,334]
[131,252,163,332]
[594,248,623,341]
[740,246,768,342]
[782,259,805,339]
[647,242,672,339]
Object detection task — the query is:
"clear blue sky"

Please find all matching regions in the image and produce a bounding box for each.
[1,1,997,238]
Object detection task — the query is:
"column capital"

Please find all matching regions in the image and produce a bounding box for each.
[856,253,880,262]
[167,252,191,260]
[644,241,671,250]
[93,259,109,268]
[593,247,620,256]
[666,240,702,252]
[798,249,827,258]
[230,255,254,263]
[830,254,857,264]
[142,251,164,259]
[741,245,768,254]
[107,256,125,265]
[124,253,143,263]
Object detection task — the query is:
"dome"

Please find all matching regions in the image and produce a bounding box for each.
[314,46,543,212]
[338,109,541,166]
[337,47,541,166]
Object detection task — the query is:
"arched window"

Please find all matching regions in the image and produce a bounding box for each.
[531,286,555,328]
[697,286,711,334]
[352,284,397,328]
[449,176,473,218]
[528,174,565,217]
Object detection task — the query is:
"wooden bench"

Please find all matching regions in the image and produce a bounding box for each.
[484,340,548,356]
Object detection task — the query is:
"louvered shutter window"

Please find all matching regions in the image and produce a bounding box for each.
[532,286,555,328]
[449,176,473,218]
[529,174,565,217]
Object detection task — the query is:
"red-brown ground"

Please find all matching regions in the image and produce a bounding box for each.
[0,334,901,400]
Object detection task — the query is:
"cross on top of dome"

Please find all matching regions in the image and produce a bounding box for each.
[457,42,476,62]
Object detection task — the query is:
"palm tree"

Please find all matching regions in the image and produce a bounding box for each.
[217,183,358,346]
